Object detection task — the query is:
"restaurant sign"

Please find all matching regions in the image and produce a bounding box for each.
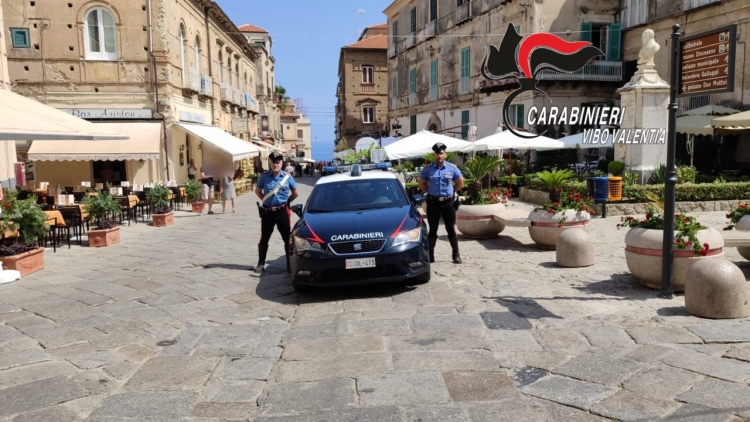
[59,108,153,119]
[678,25,736,97]
[232,118,248,133]
[179,111,206,124]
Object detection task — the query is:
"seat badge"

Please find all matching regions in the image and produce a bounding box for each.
[353,243,362,251]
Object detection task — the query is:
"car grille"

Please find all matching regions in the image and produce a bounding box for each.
[328,239,386,255]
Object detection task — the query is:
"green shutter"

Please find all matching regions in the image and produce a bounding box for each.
[430,60,438,87]
[580,22,592,42]
[461,48,470,78]
[410,115,417,135]
[461,110,470,140]
[516,105,524,129]
[410,8,416,33]
[409,68,416,93]
[607,23,621,61]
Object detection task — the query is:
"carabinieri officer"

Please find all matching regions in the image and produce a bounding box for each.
[418,142,464,264]
[254,152,298,273]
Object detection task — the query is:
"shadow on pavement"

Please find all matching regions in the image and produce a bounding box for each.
[204,263,253,271]
[482,296,564,320]
[574,273,665,300]
[473,235,548,252]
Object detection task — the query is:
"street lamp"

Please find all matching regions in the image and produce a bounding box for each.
[427,45,435,56]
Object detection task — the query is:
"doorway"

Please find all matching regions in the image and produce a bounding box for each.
[93,160,127,185]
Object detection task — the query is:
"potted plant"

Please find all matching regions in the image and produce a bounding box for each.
[536,169,574,202]
[0,191,47,276]
[184,178,203,213]
[528,189,595,249]
[82,187,121,247]
[724,202,750,260]
[148,184,174,227]
[619,207,723,292]
[455,156,507,238]
[608,161,624,177]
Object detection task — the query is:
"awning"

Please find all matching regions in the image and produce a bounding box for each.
[676,115,714,136]
[173,123,260,160]
[28,122,161,161]
[251,138,276,151]
[0,88,129,141]
[712,110,750,131]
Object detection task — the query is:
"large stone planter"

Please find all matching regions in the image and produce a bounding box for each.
[152,211,174,227]
[624,227,724,292]
[733,215,750,260]
[455,202,507,239]
[528,209,591,249]
[88,227,120,247]
[1,247,44,277]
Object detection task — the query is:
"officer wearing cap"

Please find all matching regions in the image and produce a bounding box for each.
[418,142,464,264]
[254,151,299,273]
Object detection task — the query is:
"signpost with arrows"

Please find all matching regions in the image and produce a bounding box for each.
[678,25,736,97]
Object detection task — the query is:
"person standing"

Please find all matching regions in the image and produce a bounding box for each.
[220,170,237,213]
[200,161,215,215]
[418,142,464,264]
[187,159,197,180]
[255,152,298,273]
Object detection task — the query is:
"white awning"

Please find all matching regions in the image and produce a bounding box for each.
[173,123,260,160]
[28,122,161,161]
[0,88,129,141]
[251,138,276,151]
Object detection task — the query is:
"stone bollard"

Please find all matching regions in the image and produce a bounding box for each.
[685,258,749,319]
[556,228,595,267]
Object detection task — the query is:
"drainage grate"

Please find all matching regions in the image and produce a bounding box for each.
[156,340,177,347]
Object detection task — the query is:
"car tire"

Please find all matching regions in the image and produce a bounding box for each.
[407,272,430,285]
[292,280,311,293]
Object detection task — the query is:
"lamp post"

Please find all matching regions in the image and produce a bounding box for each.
[661,24,681,298]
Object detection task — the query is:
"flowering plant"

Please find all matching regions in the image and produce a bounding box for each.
[617,207,709,256]
[463,186,512,205]
[724,202,750,230]
[535,189,596,226]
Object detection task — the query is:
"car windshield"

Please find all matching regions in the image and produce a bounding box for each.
[306,179,410,212]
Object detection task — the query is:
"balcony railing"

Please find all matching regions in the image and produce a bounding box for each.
[361,83,375,94]
[536,61,623,82]
[678,94,716,115]
[200,75,213,97]
[620,0,648,29]
[429,85,438,101]
[256,83,266,98]
[683,0,720,10]
[409,92,416,106]
[296,137,306,145]
[405,33,416,49]
[183,68,201,92]
[388,43,398,58]
[460,76,470,95]
[391,97,398,110]
[220,83,233,102]
[233,88,245,107]
[456,1,471,24]
[425,20,437,39]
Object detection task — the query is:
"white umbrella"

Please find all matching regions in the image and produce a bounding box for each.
[384,130,472,160]
[557,132,615,149]
[471,128,564,152]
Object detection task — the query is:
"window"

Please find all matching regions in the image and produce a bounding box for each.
[457,0,468,4]
[580,23,619,60]
[194,36,201,74]
[429,59,438,101]
[509,104,525,129]
[244,72,248,91]
[392,21,398,41]
[235,63,239,87]
[410,115,417,135]
[461,110,470,139]
[460,47,471,94]
[227,56,232,87]
[363,106,374,124]
[218,50,224,83]
[362,66,373,84]
[391,75,397,98]
[410,7,416,34]
[297,129,303,139]
[429,0,437,21]
[178,24,186,72]
[84,7,117,60]
[514,25,520,34]
[10,28,30,48]
[409,68,416,94]
[307,179,409,212]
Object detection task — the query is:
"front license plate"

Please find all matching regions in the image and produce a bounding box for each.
[345,257,376,269]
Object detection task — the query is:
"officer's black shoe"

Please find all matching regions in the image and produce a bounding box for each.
[449,238,462,264]
[255,245,268,273]
[428,238,437,263]
[284,244,291,273]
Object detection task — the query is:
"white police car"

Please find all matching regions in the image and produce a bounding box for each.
[289,163,430,291]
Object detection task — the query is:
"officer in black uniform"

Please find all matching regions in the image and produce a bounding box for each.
[254,152,299,273]
[418,142,464,264]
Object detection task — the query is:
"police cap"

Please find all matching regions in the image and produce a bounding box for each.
[432,142,447,153]
[268,152,283,162]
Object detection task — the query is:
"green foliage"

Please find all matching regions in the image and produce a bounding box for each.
[0,190,48,246]
[676,166,697,184]
[622,182,750,202]
[460,156,502,190]
[618,207,709,256]
[608,161,624,176]
[342,144,383,164]
[623,171,638,186]
[714,175,727,184]
[82,187,121,229]
[462,186,512,206]
[535,169,574,191]
[649,164,666,184]
[525,177,587,194]
[147,184,171,214]
[184,178,202,202]
[725,202,750,230]
[536,189,596,224]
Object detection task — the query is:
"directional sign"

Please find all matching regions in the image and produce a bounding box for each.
[678,25,736,97]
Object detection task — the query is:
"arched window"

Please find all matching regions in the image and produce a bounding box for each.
[178,24,186,73]
[244,72,247,91]
[194,35,201,74]
[235,64,239,88]
[84,7,117,60]
[227,56,232,87]
[218,50,223,83]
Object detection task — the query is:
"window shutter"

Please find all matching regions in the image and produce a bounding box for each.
[430,60,438,86]
[580,22,592,42]
[516,105,525,129]
[410,68,416,93]
[461,110,470,140]
[461,48,470,78]
[430,0,437,21]
[410,8,416,33]
[410,115,417,135]
[607,23,622,61]
[392,75,397,98]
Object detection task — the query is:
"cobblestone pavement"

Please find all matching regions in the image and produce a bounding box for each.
[1,175,750,421]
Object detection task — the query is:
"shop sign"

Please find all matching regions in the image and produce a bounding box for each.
[179,111,206,124]
[60,108,153,119]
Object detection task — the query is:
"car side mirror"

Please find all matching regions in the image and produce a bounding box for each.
[290,204,303,218]
[412,194,425,206]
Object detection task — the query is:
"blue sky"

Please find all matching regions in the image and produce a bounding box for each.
[219,0,393,162]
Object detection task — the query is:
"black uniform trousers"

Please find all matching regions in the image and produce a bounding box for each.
[259,206,291,248]
[426,196,457,240]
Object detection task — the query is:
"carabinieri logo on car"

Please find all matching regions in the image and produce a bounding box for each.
[330,232,384,242]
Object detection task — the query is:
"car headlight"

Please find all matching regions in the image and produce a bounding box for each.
[294,236,324,252]
[392,227,421,248]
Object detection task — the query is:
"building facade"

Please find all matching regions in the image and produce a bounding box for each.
[384,0,623,144]
[277,99,312,160]
[3,0,261,186]
[335,24,389,150]
[0,2,18,188]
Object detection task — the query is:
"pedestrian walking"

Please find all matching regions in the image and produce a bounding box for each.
[200,160,216,215]
[220,170,237,213]
[187,159,197,180]
[418,142,464,264]
[254,152,298,273]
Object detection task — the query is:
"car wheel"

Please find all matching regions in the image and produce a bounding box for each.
[292,280,311,293]
[407,272,430,285]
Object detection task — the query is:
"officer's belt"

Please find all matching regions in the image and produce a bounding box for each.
[428,195,452,202]
[263,205,286,211]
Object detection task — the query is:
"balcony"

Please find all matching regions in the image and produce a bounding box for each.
[361,83,375,94]
[256,83,266,98]
[425,20,437,39]
[388,43,398,58]
[245,93,259,113]
[620,0,648,29]
[220,83,233,103]
[233,88,245,107]
[199,75,213,97]
[405,33,416,49]
[296,137,307,145]
[683,0,720,10]
[391,97,398,110]
[182,68,200,93]
[456,1,471,24]
[409,92,416,106]
[536,61,623,82]
[460,76,470,95]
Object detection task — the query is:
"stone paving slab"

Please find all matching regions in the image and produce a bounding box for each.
[261,379,356,416]
[357,371,450,406]
[522,375,617,410]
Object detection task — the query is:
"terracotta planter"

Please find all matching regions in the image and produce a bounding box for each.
[1,247,44,277]
[455,202,508,239]
[152,211,174,227]
[191,201,204,213]
[528,209,591,249]
[88,227,120,247]
[624,227,724,292]
[733,215,750,260]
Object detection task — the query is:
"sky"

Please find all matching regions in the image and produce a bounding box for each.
[218,0,394,162]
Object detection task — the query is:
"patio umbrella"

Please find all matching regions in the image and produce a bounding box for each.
[471,128,564,176]
[383,130,472,160]
[677,106,740,165]
[682,105,740,116]
[557,132,614,149]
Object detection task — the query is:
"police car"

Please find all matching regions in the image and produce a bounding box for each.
[289,162,430,291]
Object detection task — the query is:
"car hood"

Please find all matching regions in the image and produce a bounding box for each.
[300,206,416,243]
